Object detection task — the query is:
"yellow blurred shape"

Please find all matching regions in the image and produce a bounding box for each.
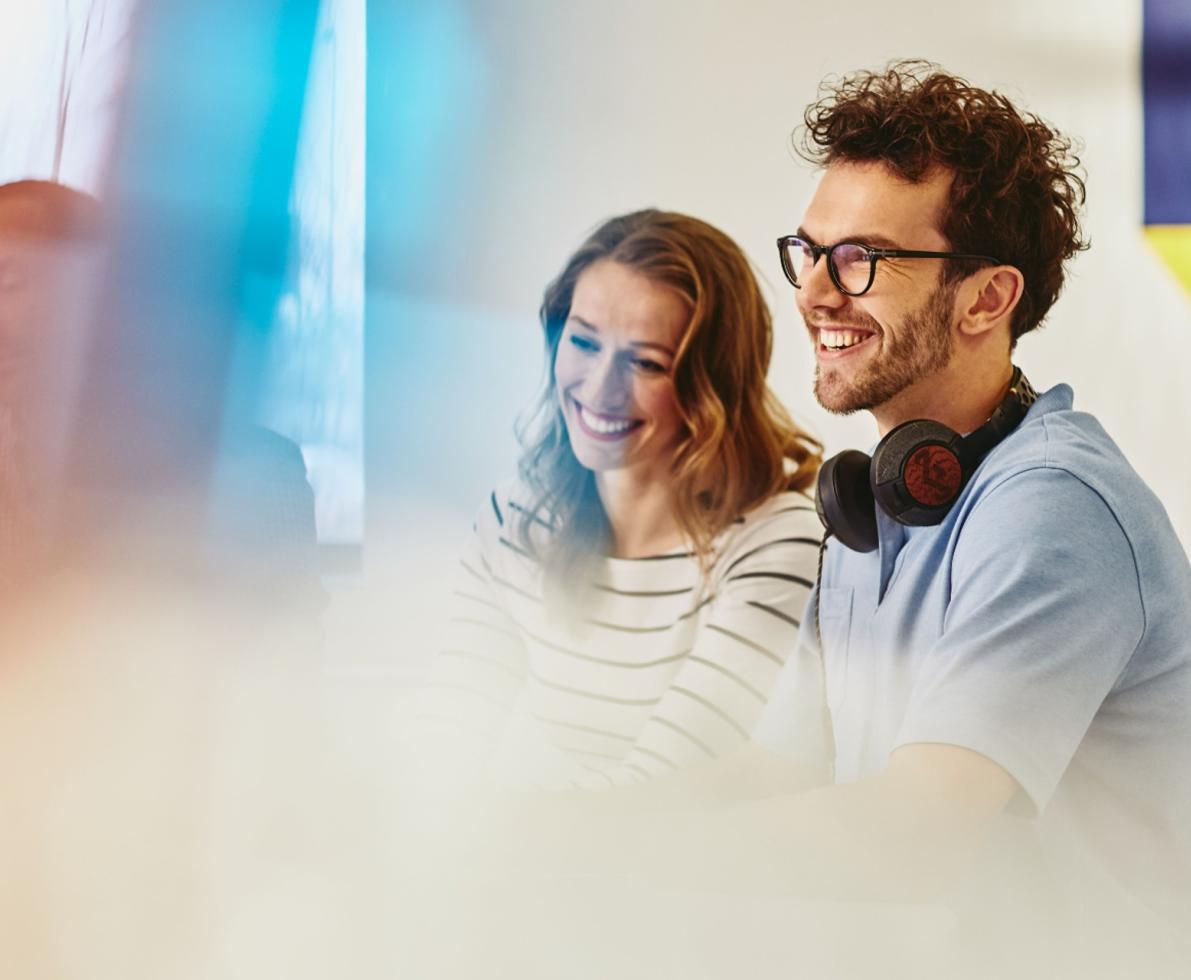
[1145,225,1191,298]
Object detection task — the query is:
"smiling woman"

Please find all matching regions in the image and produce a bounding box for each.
[410,209,825,793]
[552,259,689,533]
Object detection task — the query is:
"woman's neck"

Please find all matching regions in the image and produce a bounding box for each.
[595,469,686,559]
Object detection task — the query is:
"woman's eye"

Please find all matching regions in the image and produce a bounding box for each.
[633,358,667,374]
[568,335,598,353]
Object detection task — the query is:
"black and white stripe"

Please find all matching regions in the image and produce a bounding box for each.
[413,481,823,790]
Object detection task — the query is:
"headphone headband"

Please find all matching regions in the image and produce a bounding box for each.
[958,367,1037,466]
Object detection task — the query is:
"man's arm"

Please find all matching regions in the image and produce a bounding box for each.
[620,742,1016,900]
[481,741,1015,902]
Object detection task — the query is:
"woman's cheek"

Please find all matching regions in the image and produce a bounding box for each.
[552,345,577,391]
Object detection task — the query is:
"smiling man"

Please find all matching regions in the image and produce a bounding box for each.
[739,62,1191,952]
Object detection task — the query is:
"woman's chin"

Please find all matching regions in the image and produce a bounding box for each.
[570,443,628,474]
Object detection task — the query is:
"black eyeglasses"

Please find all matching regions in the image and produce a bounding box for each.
[776,235,1001,297]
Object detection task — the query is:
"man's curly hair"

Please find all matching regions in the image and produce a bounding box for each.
[797,60,1088,344]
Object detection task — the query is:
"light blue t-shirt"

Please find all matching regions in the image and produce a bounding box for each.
[755,384,1191,906]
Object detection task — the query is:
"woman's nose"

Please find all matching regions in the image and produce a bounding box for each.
[580,352,630,410]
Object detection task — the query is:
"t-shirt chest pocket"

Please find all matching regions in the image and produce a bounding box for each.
[816,586,853,712]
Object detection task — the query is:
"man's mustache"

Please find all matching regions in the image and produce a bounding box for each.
[802,312,881,332]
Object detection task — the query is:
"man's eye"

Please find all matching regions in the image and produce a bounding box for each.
[834,245,872,265]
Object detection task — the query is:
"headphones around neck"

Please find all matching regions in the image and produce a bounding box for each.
[815,367,1038,553]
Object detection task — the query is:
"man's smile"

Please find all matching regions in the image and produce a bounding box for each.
[816,327,878,356]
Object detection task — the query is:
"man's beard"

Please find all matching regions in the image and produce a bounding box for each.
[811,280,957,415]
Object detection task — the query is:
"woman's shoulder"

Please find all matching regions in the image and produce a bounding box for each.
[472,476,554,556]
[489,476,553,531]
[711,489,823,576]
[735,488,821,538]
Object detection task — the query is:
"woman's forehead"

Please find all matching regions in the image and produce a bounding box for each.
[570,260,688,347]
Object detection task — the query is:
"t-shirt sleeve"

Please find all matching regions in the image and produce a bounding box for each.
[894,466,1145,813]
[599,500,825,784]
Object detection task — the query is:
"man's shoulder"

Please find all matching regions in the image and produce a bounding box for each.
[968,384,1154,521]
[961,384,1191,602]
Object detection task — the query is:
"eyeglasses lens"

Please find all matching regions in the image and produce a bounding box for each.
[782,239,875,295]
[830,244,874,295]
[782,239,812,286]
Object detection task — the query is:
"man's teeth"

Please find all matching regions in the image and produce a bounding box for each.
[580,405,634,434]
[820,329,869,350]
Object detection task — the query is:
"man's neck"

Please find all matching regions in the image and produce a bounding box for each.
[872,361,1015,437]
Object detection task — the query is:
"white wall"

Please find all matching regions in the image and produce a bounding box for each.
[387,0,1191,557]
[5,2,1183,675]
[0,0,133,192]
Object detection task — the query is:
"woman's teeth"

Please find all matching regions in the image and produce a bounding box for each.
[820,329,869,350]
[579,404,635,434]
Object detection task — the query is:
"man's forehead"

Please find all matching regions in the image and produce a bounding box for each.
[800,160,953,245]
[0,233,73,262]
[0,233,98,286]
[0,193,100,246]
[0,204,98,259]
[0,198,56,238]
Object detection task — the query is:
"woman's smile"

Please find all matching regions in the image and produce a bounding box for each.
[569,397,644,441]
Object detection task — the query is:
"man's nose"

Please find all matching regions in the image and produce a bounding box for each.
[797,251,848,313]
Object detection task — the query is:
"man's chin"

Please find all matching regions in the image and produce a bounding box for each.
[814,374,872,416]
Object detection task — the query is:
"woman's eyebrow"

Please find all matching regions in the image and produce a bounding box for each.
[629,340,675,356]
[568,314,674,356]
[567,314,599,332]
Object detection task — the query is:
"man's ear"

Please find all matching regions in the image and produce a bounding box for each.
[957,266,1024,337]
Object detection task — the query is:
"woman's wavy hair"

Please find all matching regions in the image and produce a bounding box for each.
[516,209,821,595]
[796,60,1089,345]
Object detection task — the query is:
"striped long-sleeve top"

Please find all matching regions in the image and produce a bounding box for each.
[413,479,824,791]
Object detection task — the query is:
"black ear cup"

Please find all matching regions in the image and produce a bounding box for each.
[816,449,879,553]
[870,419,966,526]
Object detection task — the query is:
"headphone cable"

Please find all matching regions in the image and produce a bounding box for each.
[813,530,837,783]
